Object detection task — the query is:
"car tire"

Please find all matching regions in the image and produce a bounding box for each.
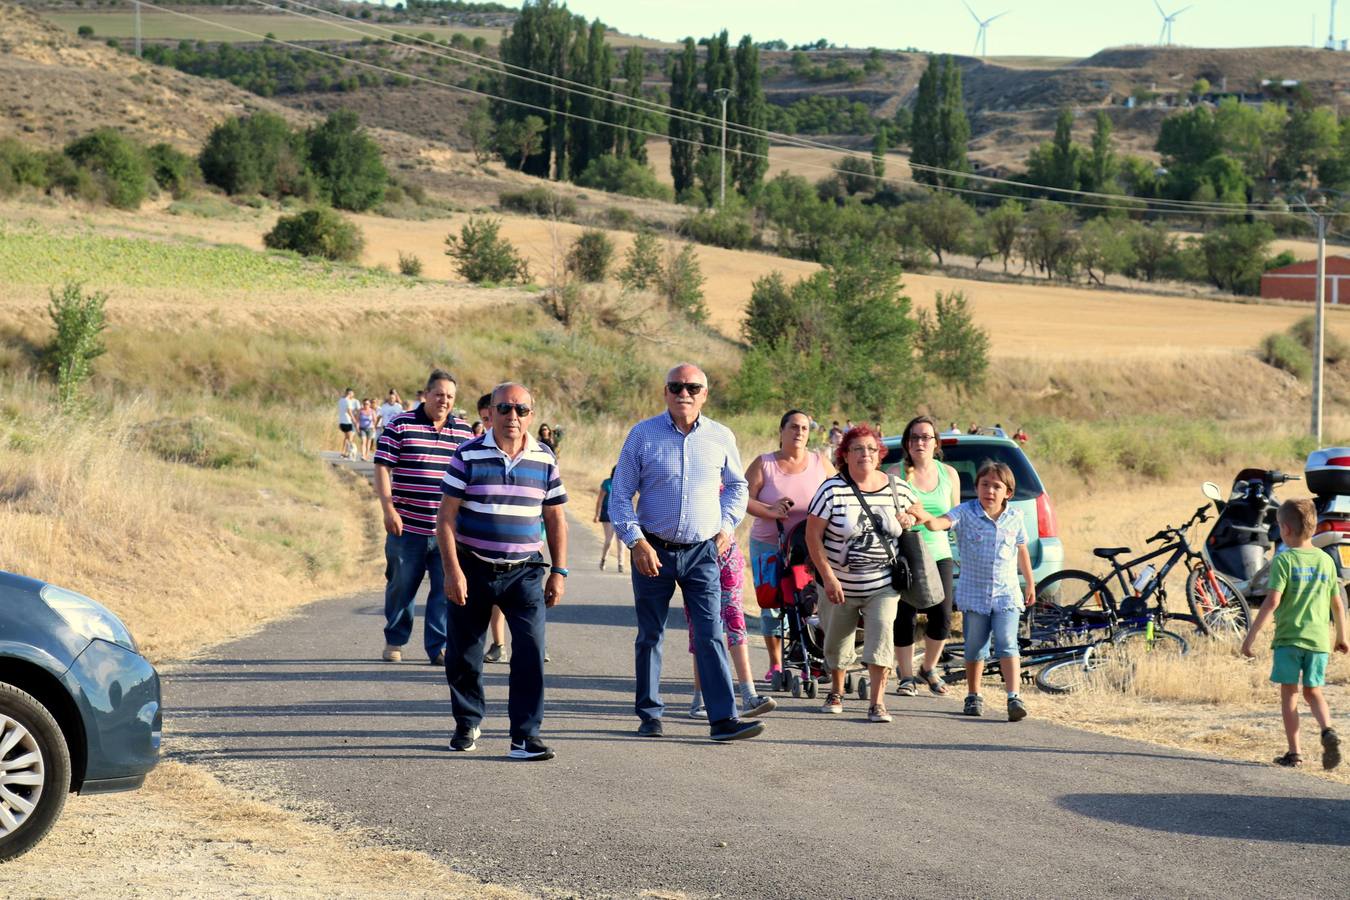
[0,682,71,862]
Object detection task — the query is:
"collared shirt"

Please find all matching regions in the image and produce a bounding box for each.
[946,499,1027,614]
[440,431,567,562]
[609,412,748,548]
[373,407,473,536]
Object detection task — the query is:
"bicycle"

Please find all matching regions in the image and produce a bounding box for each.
[1033,497,1251,646]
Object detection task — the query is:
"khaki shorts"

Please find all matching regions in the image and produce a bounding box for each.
[820,584,900,671]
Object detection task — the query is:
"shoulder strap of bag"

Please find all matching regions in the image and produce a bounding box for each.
[843,473,898,565]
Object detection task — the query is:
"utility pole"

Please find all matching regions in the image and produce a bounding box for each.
[134,0,142,57]
[1312,208,1329,443]
[713,88,733,207]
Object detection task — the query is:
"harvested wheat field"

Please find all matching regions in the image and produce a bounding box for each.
[646,139,911,188]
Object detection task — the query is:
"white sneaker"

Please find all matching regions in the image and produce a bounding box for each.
[382,644,402,662]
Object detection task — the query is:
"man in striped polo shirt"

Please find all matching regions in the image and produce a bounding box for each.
[437,382,568,761]
[373,369,472,665]
[609,363,764,743]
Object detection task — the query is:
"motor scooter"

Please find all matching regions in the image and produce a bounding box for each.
[1306,448,1350,589]
[1201,468,1296,603]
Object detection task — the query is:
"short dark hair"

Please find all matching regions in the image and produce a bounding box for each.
[426,369,456,391]
[779,409,811,430]
[477,393,492,412]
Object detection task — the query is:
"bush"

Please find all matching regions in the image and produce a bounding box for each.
[679,201,755,250]
[46,282,108,410]
[63,128,151,210]
[574,156,674,202]
[565,229,614,283]
[444,216,530,283]
[146,142,198,198]
[263,207,365,261]
[659,243,707,322]
[77,24,94,38]
[915,290,989,394]
[1260,331,1312,380]
[199,112,312,200]
[498,186,578,218]
[0,138,50,196]
[304,109,387,212]
[617,230,663,291]
[603,206,635,230]
[397,251,423,277]
[1287,315,1350,365]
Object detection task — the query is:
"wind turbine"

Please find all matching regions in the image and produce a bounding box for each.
[1154,0,1192,46]
[963,1,1010,58]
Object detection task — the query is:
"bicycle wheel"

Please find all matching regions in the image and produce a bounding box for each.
[1114,626,1189,656]
[1035,642,1136,694]
[1185,567,1252,640]
[1032,570,1116,637]
[1035,651,1095,694]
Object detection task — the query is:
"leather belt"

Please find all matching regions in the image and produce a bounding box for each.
[460,551,535,572]
[642,531,702,552]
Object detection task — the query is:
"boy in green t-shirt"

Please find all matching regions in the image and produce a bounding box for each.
[1242,499,1349,768]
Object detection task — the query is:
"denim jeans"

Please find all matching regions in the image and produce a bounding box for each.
[383,531,447,661]
[445,553,547,740]
[962,607,1021,661]
[632,539,736,724]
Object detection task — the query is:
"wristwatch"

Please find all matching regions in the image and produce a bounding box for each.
[550,566,569,577]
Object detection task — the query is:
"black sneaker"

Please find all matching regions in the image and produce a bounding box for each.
[448,724,480,752]
[963,694,984,717]
[709,717,765,742]
[1007,696,1028,722]
[637,718,664,738]
[508,737,555,761]
[1323,727,1342,770]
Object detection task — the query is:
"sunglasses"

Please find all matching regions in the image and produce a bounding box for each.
[666,382,705,396]
[494,403,533,417]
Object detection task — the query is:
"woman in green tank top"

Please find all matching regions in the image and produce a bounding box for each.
[886,415,960,696]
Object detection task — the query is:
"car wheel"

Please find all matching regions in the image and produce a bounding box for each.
[0,682,71,862]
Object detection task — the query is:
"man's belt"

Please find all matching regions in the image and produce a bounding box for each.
[460,550,537,572]
[641,531,703,552]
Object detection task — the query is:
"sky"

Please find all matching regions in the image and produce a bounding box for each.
[510,0,1345,57]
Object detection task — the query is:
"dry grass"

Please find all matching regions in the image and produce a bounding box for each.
[645,140,912,189]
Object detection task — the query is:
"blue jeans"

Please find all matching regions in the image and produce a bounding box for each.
[383,531,447,661]
[445,553,547,740]
[632,539,736,724]
[963,607,1021,661]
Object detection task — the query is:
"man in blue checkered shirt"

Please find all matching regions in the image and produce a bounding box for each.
[609,363,764,743]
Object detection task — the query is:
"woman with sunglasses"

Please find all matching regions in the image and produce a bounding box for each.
[745,409,830,687]
[885,415,960,697]
[805,424,924,723]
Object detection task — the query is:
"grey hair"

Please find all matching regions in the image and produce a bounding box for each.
[665,362,707,384]
[490,381,533,405]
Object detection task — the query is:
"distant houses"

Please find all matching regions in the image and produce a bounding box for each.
[1261,256,1350,305]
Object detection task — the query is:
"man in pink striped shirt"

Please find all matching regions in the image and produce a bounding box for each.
[373,369,473,664]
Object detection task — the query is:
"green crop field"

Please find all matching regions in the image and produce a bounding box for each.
[0,226,405,292]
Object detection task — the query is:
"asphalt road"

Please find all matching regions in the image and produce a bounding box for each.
[166,518,1350,898]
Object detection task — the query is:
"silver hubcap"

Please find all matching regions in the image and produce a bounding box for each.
[0,713,45,837]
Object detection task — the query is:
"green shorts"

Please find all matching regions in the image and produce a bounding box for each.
[1270,645,1329,687]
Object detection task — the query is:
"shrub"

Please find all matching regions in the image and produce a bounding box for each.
[263,207,365,261]
[565,230,614,283]
[603,206,635,229]
[63,128,151,210]
[46,282,108,410]
[444,216,530,283]
[498,186,578,218]
[659,243,707,322]
[679,201,755,250]
[1287,316,1350,365]
[397,251,423,277]
[304,109,387,211]
[915,290,989,394]
[617,230,663,290]
[77,24,94,38]
[199,112,311,200]
[0,138,50,195]
[145,142,198,198]
[574,156,675,201]
[1260,331,1312,380]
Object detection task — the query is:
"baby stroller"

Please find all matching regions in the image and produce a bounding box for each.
[761,521,828,699]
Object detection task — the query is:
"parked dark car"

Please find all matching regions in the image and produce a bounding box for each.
[882,433,1064,584]
[0,571,161,861]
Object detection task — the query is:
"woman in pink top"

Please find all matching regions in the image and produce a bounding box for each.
[745,409,831,685]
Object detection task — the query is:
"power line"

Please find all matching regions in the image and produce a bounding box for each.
[131,0,1298,218]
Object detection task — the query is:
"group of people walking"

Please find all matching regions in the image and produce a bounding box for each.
[367,359,1049,761]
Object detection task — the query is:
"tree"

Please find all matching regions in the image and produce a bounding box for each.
[466,101,494,164]
[1216,98,1286,182]
[1276,105,1339,185]
[731,35,769,196]
[660,242,707,321]
[1049,107,1081,192]
[264,207,365,261]
[742,271,793,346]
[199,111,309,199]
[909,55,941,186]
[46,282,108,410]
[495,0,581,179]
[935,56,970,187]
[63,128,151,210]
[1085,110,1118,193]
[565,229,614,282]
[445,217,531,283]
[1077,217,1137,285]
[916,290,988,393]
[304,109,387,212]
[905,192,976,265]
[835,156,875,195]
[668,37,699,196]
[616,47,650,164]
[871,132,888,178]
[495,115,546,170]
[1129,221,1178,282]
[1019,202,1078,278]
[984,199,1024,272]
[1200,222,1275,295]
[617,230,663,290]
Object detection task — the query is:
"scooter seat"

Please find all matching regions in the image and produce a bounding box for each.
[1092,546,1131,559]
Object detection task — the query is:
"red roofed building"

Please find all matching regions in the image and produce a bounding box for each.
[1260,256,1350,304]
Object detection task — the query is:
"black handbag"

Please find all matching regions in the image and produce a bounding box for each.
[844,473,911,593]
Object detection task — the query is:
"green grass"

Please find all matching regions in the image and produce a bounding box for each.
[0,225,404,292]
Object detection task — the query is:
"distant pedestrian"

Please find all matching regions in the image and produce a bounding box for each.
[476,391,509,663]
[968,422,981,436]
[828,421,843,453]
[609,362,764,742]
[358,398,377,460]
[373,370,472,665]
[471,420,486,437]
[1013,426,1029,446]
[992,423,1008,438]
[1242,499,1348,769]
[336,387,359,459]
[595,466,623,573]
[946,422,962,435]
[437,382,568,761]
[407,389,425,412]
[377,389,405,435]
[538,423,559,454]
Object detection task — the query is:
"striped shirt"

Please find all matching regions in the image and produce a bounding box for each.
[946,500,1028,614]
[440,431,567,562]
[609,412,748,548]
[372,407,473,536]
[807,474,917,600]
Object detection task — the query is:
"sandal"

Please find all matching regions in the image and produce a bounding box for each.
[895,677,919,697]
[918,666,949,695]
[1273,751,1303,768]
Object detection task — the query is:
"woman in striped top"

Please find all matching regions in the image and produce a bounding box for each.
[806,424,926,723]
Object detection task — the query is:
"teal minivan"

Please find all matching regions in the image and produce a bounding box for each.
[881,434,1064,585]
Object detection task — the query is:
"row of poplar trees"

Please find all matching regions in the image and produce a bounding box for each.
[491,0,770,200]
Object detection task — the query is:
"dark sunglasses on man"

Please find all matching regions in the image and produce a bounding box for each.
[495,402,532,416]
[666,382,704,396]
